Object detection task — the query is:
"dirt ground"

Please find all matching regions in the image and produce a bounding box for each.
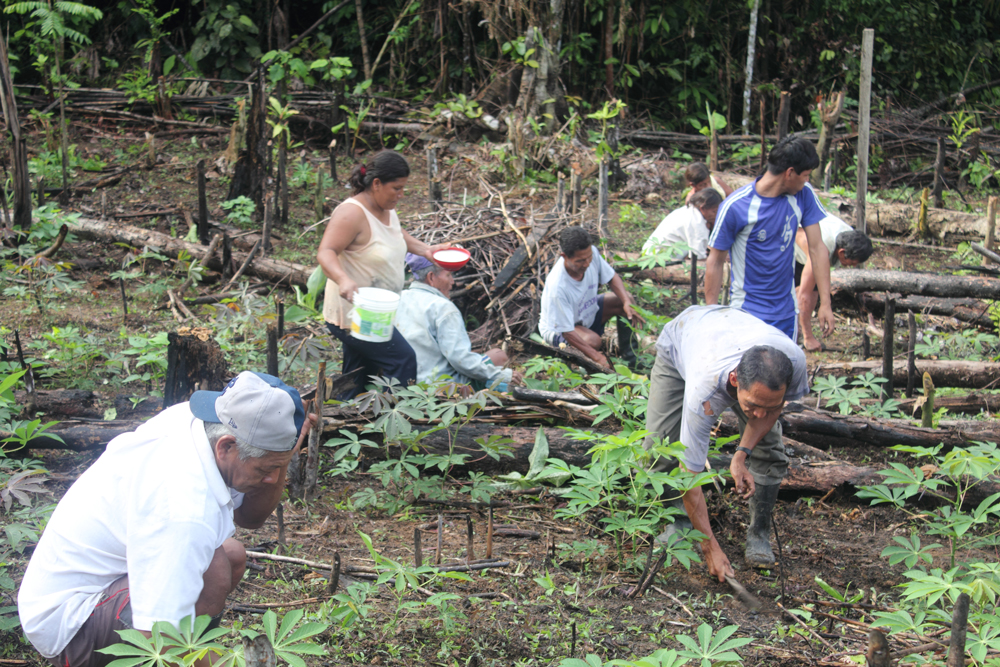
[2,123,997,666]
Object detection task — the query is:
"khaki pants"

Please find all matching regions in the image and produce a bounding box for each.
[642,354,787,486]
[47,576,132,667]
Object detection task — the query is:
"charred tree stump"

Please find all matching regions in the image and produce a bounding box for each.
[226,68,269,213]
[163,328,230,408]
[933,137,946,208]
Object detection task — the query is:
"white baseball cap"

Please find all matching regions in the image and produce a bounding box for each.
[190,371,305,452]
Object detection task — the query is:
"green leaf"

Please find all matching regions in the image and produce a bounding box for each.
[163,55,176,76]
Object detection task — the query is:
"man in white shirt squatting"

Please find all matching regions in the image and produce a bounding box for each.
[794,216,873,351]
[643,305,809,581]
[18,371,316,667]
[642,189,723,261]
[538,226,641,371]
[396,253,523,391]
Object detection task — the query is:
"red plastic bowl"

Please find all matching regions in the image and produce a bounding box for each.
[432,247,471,271]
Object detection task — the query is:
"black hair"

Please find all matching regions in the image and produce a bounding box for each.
[685,163,710,184]
[765,136,820,175]
[348,150,410,195]
[689,188,723,209]
[834,230,874,263]
[735,345,794,392]
[559,226,592,256]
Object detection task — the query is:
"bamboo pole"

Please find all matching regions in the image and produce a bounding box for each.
[856,28,875,233]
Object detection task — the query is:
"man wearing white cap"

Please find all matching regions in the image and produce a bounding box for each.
[18,372,315,667]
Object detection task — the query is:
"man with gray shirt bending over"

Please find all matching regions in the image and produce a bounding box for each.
[643,305,809,580]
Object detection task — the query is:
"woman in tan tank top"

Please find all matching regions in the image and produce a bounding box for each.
[317,150,450,398]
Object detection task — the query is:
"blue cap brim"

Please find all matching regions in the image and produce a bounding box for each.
[189,390,223,423]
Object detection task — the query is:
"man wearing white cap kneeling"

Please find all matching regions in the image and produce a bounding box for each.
[18,372,316,667]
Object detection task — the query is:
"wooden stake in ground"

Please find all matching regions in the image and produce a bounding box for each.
[304,362,325,500]
[197,159,209,246]
[689,253,698,305]
[435,514,443,566]
[598,161,609,238]
[486,504,494,559]
[427,147,441,210]
[922,373,935,428]
[414,528,422,567]
[777,91,790,141]
[571,172,581,215]
[946,592,970,667]
[261,194,273,258]
[933,137,946,208]
[276,502,286,553]
[916,188,932,241]
[882,295,895,403]
[983,196,998,267]
[327,552,340,595]
[556,173,565,213]
[119,277,129,325]
[906,311,916,398]
[466,516,475,561]
[266,323,279,376]
[856,28,874,233]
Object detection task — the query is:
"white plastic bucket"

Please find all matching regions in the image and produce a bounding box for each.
[350,287,400,342]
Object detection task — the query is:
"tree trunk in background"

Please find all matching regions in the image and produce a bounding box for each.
[354,0,372,80]
[810,91,845,186]
[741,0,760,135]
[603,3,614,98]
[0,32,31,233]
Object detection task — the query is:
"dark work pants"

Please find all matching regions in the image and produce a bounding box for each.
[326,322,417,399]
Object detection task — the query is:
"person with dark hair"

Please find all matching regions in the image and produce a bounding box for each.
[683,162,733,204]
[642,305,809,580]
[18,372,316,667]
[794,216,873,351]
[538,226,641,370]
[642,189,722,260]
[317,150,452,397]
[396,253,522,391]
[704,136,836,342]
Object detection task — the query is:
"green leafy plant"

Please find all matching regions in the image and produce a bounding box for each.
[221,196,256,230]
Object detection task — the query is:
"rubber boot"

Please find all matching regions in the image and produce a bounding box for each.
[616,318,641,371]
[745,483,780,568]
[655,496,693,545]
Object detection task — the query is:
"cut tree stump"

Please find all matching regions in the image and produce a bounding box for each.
[831,269,1000,300]
[163,327,229,407]
[816,359,1000,389]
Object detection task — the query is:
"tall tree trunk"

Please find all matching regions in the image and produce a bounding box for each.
[226,69,269,212]
[354,0,373,80]
[741,0,761,135]
[0,31,31,233]
[603,3,614,98]
[810,92,846,186]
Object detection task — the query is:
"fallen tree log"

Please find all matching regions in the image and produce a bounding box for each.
[863,204,986,240]
[830,269,1000,300]
[822,393,1000,417]
[15,389,101,419]
[816,359,1000,389]
[855,292,993,327]
[66,217,312,288]
[718,404,1000,450]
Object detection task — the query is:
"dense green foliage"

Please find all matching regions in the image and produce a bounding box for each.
[2,0,997,130]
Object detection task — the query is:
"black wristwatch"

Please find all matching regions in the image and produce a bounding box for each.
[736,446,753,458]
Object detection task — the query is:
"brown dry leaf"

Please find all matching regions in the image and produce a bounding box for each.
[920,464,939,479]
[911,395,927,417]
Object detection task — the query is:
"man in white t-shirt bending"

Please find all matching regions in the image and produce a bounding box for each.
[794,215,873,351]
[538,226,640,370]
[642,189,723,260]
[18,372,316,667]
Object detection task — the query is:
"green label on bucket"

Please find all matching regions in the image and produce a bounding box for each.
[354,307,394,337]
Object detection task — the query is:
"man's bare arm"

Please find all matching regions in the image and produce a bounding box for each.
[703,248,728,305]
[803,224,834,335]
